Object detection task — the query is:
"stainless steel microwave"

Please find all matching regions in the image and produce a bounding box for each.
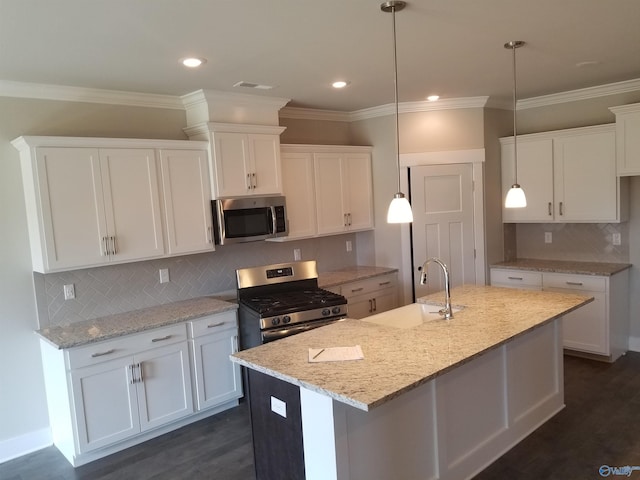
[211,196,288,245]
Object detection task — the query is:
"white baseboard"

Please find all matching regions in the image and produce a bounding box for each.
[629,336,640,353]
[0,428,51,464]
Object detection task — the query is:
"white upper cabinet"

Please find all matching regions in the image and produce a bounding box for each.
[159,149,214,255]
[276,145,374,241]
[314,151,374,235]
[500,124,627,223]
[610,103,640,176]
[187,123,285,198]
[12,136,209,273]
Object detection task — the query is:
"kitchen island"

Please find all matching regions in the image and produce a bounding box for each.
[231,285,592,480]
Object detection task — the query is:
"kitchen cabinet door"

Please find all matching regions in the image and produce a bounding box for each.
[553,130,617,222]
[99,148,165,263]
[501,138,554,223]
[34,147,110,271]
[280,151,317,239]
[314,152,374,235]
[211,132,282,197]
[70,356,140,453]
[610,102,640,176]
[135,341,194,431]
[191,325,242,411]
[159,148,215,255]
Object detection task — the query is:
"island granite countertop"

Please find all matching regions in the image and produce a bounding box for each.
[36,296,237,349]
[230,284,591,412]
[491,258,631,276]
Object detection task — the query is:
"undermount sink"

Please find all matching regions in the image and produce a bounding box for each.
[363,302,463,329]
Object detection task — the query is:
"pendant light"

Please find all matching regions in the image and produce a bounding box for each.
[382,1,413,223]
[504,40,527,209]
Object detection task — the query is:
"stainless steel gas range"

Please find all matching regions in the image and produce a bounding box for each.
[236,260,348,349]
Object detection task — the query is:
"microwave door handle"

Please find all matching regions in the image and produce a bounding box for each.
[269,206,277,234]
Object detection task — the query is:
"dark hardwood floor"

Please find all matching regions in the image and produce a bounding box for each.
[3,352,640,480]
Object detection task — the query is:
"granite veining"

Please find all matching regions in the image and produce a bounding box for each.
[491,258,631,276]
[318,265,398,288]
[36,296,238,349]
[231,285,592,412]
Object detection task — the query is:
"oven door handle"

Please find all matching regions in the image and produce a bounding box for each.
[262,317,346,342]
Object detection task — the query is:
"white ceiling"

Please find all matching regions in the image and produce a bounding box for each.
[1,0,640,112]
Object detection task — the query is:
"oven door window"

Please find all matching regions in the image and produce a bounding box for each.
[225,208,271,238]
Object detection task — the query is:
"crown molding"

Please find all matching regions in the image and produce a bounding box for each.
[349,96,491,121]
[518,78,640,110]
[279,107,351,122]
[0,80,183,109]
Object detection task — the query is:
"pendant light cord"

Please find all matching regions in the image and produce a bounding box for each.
[511,42,519,185]
[392,5,401,193]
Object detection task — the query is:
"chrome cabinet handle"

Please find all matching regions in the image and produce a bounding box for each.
[351,287,364,293]
[233,335,239,353]
[151,334,172,342]
[379,281,391,286]
[252,172,257,189]
[566,281,584,286]
[246,173,251,190]
[130,364,136,384]
[207,321,226,329]
[372,298,377,312]
[559,202,564,216]
[91,348,115,358]
[548,202,552,216]
[110,236,117,255]
[348,213,352,226]
[137,362,144,383]
[508,276,524,281]
[344,213,348,227]
[207,226,213,244]
[102,236,109,256]
[368,299,373,313]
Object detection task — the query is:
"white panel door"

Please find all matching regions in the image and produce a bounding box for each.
[100,148,164,262]
[35,147,109,270]
[343,153,374,231]
[135,342,194,432]
[411,163,475,299]
[248,134,282,195]
[159,149,214,254]
[212,132,250,197]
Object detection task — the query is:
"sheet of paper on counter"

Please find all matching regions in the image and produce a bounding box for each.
[308,345,364,363]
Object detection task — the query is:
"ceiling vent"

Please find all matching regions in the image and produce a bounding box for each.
[233,81,275,90]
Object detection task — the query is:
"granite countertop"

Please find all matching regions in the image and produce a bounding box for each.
[491,258,631,276]
[318,265,398,288]
[231,285,591,412]
[36,296,238,349]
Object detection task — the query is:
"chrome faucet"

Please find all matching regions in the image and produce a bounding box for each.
[419,257,454,319]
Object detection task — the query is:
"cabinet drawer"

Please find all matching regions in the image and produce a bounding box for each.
[342,273,398,299]
[188,310,238,338]
[490,269,542,288]
[67,323,188,369]
[543,273,606,292]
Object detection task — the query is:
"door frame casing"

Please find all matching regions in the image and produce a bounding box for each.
[398,149,486,304]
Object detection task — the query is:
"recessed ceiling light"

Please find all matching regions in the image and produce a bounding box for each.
[427,95,440,102]
[332,80,350,89]
[181,57,206,68]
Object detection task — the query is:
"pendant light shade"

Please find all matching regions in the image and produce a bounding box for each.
[504,40,527,209]
[382,1,413,224]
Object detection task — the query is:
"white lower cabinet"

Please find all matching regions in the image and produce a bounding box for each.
[189,311,242,411]
[490,267,629,361]
[338,273,399,319]
[40,311,242,466]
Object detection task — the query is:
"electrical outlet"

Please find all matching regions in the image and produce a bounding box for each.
[612,233,621,246]
[544,232,552,244]
[346,240,352,252]
[63,284,75,300]
[293,248,301,261]
[159,268,170,284]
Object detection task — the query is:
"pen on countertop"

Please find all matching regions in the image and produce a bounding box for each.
[312,348,325,359]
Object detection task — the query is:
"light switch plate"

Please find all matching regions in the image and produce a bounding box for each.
[159,268,170,284]
[346,240,352,252]
[63,284,75,300]
[270,396,287,418]
[293,248,301,261]
[544,232,552,244]
[612,233,621,246]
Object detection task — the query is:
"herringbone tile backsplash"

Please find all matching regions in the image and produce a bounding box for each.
[36,234,360,327]
[513,223,629,263]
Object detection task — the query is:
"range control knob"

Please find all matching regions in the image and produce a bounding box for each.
[271,317,281,326]
[282,315,291,324]
[332,306,342,315]
[322,308,331,316]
